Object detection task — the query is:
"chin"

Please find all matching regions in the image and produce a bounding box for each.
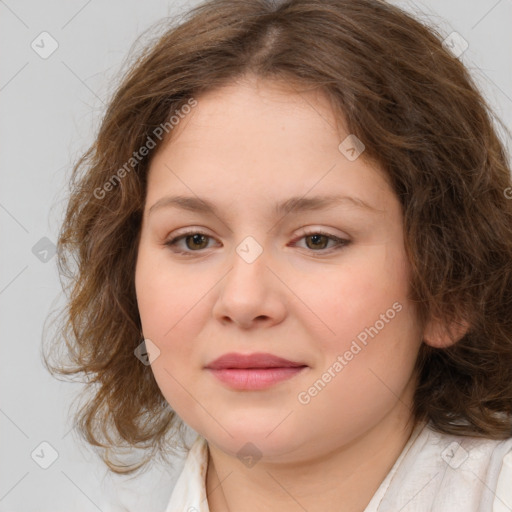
[203,423,305,461]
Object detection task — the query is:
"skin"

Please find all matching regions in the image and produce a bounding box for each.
[134,75,452,511]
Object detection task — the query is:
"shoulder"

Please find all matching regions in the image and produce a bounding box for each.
[96,446,191,512]
[423,422,512,467]
[428,424,512,511]
[373,421,512,512]
[495,446,512,511]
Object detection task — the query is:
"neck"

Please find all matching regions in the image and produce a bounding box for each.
[205,402,421,512]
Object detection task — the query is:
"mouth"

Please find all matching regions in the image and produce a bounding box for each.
[205,352,307,370]
[205,352,308,390]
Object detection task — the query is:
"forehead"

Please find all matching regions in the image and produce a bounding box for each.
[145,78,395,216]
[159,76,344,154]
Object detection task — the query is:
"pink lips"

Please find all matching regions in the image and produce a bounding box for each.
[205,352,308,390]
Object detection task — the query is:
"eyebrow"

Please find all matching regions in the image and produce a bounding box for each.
[148,194,383,217]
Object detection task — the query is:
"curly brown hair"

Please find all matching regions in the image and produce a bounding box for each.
[43,0,512,475]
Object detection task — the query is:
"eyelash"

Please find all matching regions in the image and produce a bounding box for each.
[164,229,350,257]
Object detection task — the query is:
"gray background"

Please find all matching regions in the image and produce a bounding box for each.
[1,0,511,510]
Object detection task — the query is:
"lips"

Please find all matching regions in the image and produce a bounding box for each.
[205,353,308,390]
[205,352,307,370]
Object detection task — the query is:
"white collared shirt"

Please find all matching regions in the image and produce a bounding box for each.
[99,420,512,511]
[164,421,512,512]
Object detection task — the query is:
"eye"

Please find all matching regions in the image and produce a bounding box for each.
[290,229,350,254]
[164,229,350,256]
[165,232,216,254]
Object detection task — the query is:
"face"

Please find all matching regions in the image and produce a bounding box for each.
[135,76,423,463]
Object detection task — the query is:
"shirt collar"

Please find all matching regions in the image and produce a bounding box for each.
[164,421,429,512]
[165,434,210,512]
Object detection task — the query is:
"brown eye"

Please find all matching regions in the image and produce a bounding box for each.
[304,234,329,250]
[184,233,210,250]
[165,229,350,257]
[164,231,216,255]
[291,230,350,255]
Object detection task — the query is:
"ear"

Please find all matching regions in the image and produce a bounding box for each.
[423,316,470,348]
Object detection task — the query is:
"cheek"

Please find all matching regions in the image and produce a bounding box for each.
[135,249,211,377]
[136,247,196,338]
[135,269,172,338]
[296,243,411,350]
[135,255,202,414]
[296,301,420,444]
[297,241,420,394]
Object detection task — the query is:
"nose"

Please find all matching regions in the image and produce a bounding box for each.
[212,242,287,329]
